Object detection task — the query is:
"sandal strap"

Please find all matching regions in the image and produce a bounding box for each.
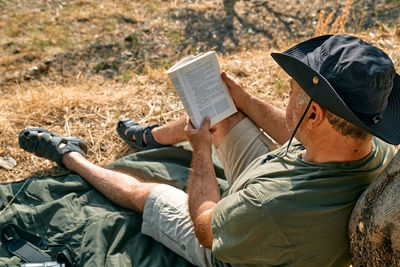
[117,118,167,151]
[144,125,165,149]
[117,119,144,147]
[19,128,88,169]
[119,119,138,132]
[126,125,145,148]
[58,141,88,168]
[35,133,57,159]
[26,132,40,152]
[19,128,52,153]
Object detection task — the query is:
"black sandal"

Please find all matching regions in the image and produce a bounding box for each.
[19,127,88,169]
[116,118,167,151]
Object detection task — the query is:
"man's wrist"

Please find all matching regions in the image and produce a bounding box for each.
[192,144,212,157]
[237,91,252,111]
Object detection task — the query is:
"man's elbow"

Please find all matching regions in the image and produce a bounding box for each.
[193,209,214,249]
[196,229,213,249]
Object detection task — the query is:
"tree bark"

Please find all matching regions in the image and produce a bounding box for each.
[348,150,400,266]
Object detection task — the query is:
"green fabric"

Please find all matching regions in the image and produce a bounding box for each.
[0,142,228,267]
[211,138,395,267]
[1,138,395,267]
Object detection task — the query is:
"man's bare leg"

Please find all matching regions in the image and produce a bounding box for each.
[62,152,157,212]
[51,112,245,215]
[20,113,248,266]
[125,117,188,146]
[154,112,247,147]
[151,116,188,145]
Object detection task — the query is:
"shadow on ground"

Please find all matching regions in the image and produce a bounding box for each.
[1,0,398,87]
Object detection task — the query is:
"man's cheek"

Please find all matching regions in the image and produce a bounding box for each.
[286,105,299,132]
[285,110,293,131]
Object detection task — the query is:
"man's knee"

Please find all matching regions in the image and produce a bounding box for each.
[211,111,246,148]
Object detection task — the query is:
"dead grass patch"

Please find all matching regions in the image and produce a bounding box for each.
[0,0,399,181]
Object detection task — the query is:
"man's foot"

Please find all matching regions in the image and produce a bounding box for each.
[19,127,88,169]
[116,118,168,151]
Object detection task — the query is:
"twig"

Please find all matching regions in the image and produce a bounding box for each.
[31,156,39,169]
[138,109,184,124]
[88,128,95,147]
[0,179,29,216]
[64,115,71,137]
[250,79,263,87]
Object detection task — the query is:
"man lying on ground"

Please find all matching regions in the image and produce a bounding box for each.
[19,34,400,266]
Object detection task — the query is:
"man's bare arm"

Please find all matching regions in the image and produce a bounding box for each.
[185,118,220,248]
[222,72,290,145]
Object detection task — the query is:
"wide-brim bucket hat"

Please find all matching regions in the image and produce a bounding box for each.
[271,34,400,145]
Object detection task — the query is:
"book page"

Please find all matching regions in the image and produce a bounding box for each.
[167,51,237,128]
[180,52,237,128]
[168,55,194,73]
[168,72,196,122]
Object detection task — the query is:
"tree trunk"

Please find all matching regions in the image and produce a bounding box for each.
[348,150,400,266]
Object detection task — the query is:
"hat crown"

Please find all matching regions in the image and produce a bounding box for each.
[271,34,400,144]
[307,34,395,116]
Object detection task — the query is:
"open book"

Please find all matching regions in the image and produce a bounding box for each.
[167,51,237,128]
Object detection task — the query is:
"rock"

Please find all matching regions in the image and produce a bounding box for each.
[348,150,400,266]
[101,70,115,79]
[0,156,17,170]
[27,66,39,73]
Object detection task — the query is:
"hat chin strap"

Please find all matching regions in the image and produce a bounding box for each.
[279,98,312,158]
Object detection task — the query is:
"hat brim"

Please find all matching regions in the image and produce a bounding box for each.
[271,35,400,145]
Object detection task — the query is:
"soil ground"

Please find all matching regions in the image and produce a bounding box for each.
[0,0,399,181]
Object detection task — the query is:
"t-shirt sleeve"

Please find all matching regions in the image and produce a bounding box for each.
[211,184,292,265]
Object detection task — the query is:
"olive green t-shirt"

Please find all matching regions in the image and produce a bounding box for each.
[211,138,395,266]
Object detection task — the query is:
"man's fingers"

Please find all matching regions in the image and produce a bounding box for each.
[200,117,211,129]
[185,117,211,137]
[185,115,190,125]
[221,72,243,89]
[221,72,230,84]
[185,116,195,133]
[221,72,236,87]
[185,117,213,151]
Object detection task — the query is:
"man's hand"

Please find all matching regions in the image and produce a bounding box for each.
[184,116,213,152]
[185,117,220,249]
[221,72,250,110]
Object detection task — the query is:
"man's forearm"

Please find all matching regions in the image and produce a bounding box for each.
[240,93,290,145]
[187,148,220,249]
[222,73,290,145]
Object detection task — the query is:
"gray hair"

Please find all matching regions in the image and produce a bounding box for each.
[326,111,372,140]
[296,89,371,140]
[296,89,310,105]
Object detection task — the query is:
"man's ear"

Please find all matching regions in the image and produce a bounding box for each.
[306,102,325,129]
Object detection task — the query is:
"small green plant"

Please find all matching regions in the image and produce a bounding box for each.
[32,35,52,48]
[168,30,182,43]
[122,69,132,83]
[106,19,117,31]
[275,78,283,91]
[111,60,120,69]
[125,32,140,49]
[95,62,106,73]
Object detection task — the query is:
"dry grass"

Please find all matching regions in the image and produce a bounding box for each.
[0,0,399,182]
[315,0,353,36]
[0,49,290,182]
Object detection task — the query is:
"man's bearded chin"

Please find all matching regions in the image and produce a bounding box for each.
[285,109,296,133]
[285,112,307,145]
